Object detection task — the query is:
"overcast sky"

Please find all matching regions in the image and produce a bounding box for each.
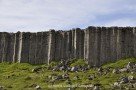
[0,0,136,32]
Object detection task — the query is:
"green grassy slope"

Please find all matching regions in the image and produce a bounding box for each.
[0,58,135,90]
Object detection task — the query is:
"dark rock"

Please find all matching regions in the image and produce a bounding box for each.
[52,66,59,71]
[62,73,69,79]
[59,65,68,71]
[128,75,135,80]
[112,68,120,74]
[29,84,37,87]
[94,83,101,86]
[97,67,103,72]
[88,75,95,80]
[71,66,78,72]
[113,82,120,87]
[0,86,4,90]
[7,85,12,88]
[126,62,134,69]
[120,77,129,84]
[119,68,129,73]
[35,85,41,90]
[93,86,100,90]
[55,75,63,80]
[32,67,42,73]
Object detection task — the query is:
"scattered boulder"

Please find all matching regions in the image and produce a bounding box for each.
[128,83,136,89]
[126,62,134,69]
[62,73,69,79]
[119,68,129,73]
[67,67,71,71]
[7,85,12,88]
[120,77,129,84]
[59,65,67,71]
[113,82,120,87]
[128,75,135,83]
[97,67,103,72]
[29,84,37,87]
[128,75,135,81]
[73,75,80,80]
[71,66,78,72]
[55,75,63,80]
[88,75,95,80]
[0,86,4,90]
[52,66,59,71]
[93,86,100,90]
[104,68,110,74]
[6,75,10,79]
[112,68,120,74]
[35,85,41,90]
[32,67,42,73]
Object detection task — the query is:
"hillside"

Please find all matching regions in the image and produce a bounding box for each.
[0,58,136,90]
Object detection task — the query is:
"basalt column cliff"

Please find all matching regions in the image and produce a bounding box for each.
[0,26,136,66]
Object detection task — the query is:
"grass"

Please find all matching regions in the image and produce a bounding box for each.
[0,58,135,90]
[102,58,136,68]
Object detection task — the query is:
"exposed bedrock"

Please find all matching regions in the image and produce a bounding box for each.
[0,26,136,66]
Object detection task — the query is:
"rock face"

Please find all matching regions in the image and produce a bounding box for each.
[0,26,136,66]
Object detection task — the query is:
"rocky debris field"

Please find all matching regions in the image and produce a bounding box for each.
[0,58,136,90]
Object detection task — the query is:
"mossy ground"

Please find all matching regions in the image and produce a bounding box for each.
[0,58,136,90]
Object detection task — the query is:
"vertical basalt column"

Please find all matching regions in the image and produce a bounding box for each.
[14,32,21,63]
[47,30,55,64]
[74,28,79,58]
[74,28,84,59]
[79,30,84,59]
[109,27,118,61]
[74,29,78,58]
[60,32,65,59]
[35,32,43,64]
[133,27,136,57]
[96,27,101,66]
[116,27,122,60]
[62,32,68,60]
[12,33,17,63]
[127,27,134,57]
[0,32,4,62]
[6,33,16,62]
[114,27,118,61]
[105,27,111,63]
[1,33,9,62]
[85,26,100,66]
[0,33,3,62]
[84,29,89,62]
[55,31,73,60]
[41,32,50,63]
[29,33,37,64]
[54,31,63,60]
[91,27,100,66]
[65,31,70,60]
[123,27,130,58]
[71,29,75,59]
[20,32,30,63]
[100,27,107,65]
[120,28,126,58]
[68,30,72,59]
[17,32,23,63]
